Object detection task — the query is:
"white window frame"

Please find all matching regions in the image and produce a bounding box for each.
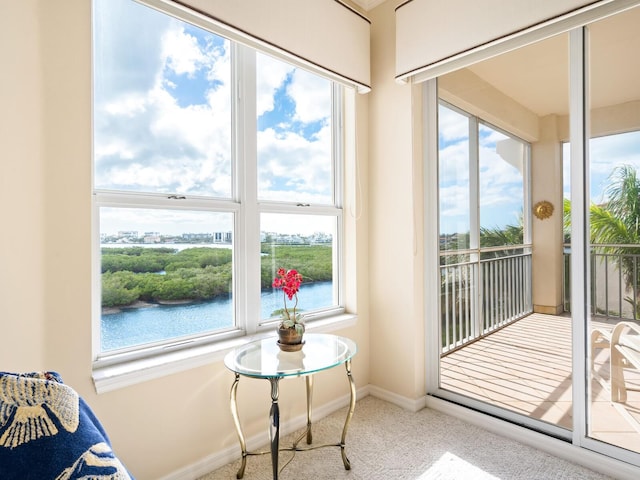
[91,1,354,393]
[424,3,640,471]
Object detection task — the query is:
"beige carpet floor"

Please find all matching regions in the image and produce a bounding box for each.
[198,396,615,480]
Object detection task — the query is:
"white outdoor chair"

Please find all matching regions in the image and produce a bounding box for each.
[609,321,640,403]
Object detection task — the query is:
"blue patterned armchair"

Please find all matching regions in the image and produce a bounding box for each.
[0,371,134,480]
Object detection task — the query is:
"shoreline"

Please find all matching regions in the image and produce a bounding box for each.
[101,281,327,315]
[102,300,156,315]
[102,297,221,315]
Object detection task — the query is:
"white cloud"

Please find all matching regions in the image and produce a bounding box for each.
[257,123,332,202]
[103,94,147,117]
[94,12,232,198]
[439,184,471,218]
[439,104,468,142]
[590,131,640,202]
[439,138,525,231]
[479,124,508,145]
[564,131,640,203]
[478,146,524,227]
[254,55,333,204]
[257,53,293,116]
[161,26,206,77]
[287,69,331,124]
[439,141,470,186]
[439,104,525,227]
[95,0,336,239]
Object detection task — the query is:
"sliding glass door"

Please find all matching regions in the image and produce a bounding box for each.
[430,3,640,464]
[585,6,640,458]
[436,31,571,436]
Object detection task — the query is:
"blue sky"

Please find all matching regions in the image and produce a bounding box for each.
[94,0,333,237]
[438,105,525,235]
[563,131,640,204]
[439,104,640,237]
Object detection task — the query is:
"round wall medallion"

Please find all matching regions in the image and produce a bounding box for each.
[533,200,554,220]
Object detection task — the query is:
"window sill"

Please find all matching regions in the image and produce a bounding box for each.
[92,313,358,394]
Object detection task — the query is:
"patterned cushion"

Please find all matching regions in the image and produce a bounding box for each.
[0,371,134,480]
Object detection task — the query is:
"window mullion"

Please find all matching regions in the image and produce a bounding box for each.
[333,84,344,208]
[237,45,261,334]
[469,115,480,252]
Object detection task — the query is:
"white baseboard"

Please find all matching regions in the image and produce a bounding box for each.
[366,384,426,412]
[158,385,370,480]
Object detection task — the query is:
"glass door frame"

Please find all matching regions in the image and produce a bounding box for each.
[423,14,640,468]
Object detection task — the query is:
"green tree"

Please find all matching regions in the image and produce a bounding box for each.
[590,165,640,245]
[563,197,571,243]
[564,165,640,248]
[101,244,333,308]
[259,245,333,288]
[480,224,523,248]
[565,165,640,312]
[479,212,524,259]
[102,271,140,307]
[590,166,640,305]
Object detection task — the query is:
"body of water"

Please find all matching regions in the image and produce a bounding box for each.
[101,281,333,351]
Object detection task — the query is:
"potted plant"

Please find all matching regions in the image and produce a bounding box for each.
[272,268,305,351]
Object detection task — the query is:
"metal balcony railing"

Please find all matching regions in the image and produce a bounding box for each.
[440,246,533,353]
[564,244,640,320]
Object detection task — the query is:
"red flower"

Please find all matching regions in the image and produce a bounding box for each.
[272,268,304,322]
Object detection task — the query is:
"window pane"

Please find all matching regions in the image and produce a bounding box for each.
[100,207,233,351]
[478,123,525,247]
[439,104,471,251]
[260,213,336,320]
[93,0,232,197]
[588,6,640,455]
[256,53,333,204]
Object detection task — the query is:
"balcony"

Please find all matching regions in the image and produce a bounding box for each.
[439,248,640,454]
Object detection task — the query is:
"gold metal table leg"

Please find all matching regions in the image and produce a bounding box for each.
[228,357,355,478]
[230,373,248,479]
[340,359,356,470]
[268,378,281,480]
[305,375,313,444]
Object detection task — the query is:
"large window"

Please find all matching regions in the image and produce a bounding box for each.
[93,0,343,360]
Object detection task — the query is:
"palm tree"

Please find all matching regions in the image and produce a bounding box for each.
[590,165,640,246]
[592,166,640,312]
[565,165,640,313]
[480,223,523,248]
[563,197,571,243]
[479,212,524,259]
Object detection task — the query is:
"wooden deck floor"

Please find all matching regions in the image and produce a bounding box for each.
[440,312,640,453]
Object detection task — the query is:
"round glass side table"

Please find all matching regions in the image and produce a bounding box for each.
[224,333,358,480]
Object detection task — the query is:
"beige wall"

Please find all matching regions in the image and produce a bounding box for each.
[368,1,426,400]
[0,0,46,369]
[0,1,370,478]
